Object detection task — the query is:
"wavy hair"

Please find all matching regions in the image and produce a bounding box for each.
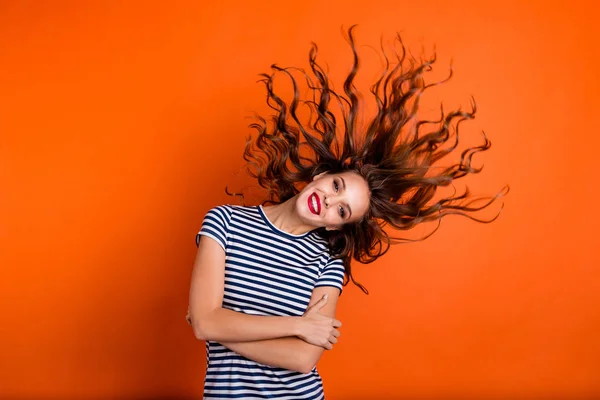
[240,26,509,293]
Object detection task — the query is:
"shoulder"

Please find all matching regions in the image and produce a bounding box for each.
[204,204,255,218]
[206,204,234,216]
[302,231,334,255]
[305,233,343,267]
[298,232,346,271]
[324,251,344,267]
[205,204,266,227]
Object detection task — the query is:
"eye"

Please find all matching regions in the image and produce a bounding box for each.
[333,180,339,193]
[338,205,345,218]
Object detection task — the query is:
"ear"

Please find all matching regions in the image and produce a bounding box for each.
[312,171,327,181]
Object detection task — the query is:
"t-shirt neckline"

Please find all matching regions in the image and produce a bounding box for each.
[257,205,314,240]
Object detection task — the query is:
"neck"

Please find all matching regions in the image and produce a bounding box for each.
[262,196,315,236]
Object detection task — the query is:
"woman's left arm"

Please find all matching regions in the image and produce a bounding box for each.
[190,286,342,374]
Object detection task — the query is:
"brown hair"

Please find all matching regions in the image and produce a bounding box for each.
[241,26,509,293]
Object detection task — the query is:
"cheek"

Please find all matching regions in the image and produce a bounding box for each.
[325,207,340,222]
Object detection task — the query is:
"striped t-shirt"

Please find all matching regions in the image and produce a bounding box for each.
[195,204,345,400]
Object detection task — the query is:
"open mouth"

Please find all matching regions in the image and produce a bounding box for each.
[308,192,321,215]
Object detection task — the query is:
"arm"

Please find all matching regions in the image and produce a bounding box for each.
[188,236,341,344]
[220,286,342,374]
[189,236,299,341]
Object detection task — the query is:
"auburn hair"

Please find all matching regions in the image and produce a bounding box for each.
[241,26,509,293]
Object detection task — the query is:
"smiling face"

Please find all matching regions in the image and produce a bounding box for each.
[296,171,371,230]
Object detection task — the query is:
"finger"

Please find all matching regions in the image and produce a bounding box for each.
[332,329,341,338]
[332,319,342,328]
[307,294,328,313]
[315,294,329,311]
[323,341,333,350]
[329,336,338,344]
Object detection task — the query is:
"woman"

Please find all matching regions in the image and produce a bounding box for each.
[187,26,507,399]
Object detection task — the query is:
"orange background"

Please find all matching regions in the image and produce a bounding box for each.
[1,1,599,399]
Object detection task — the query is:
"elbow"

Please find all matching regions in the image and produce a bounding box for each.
[296,363,315,375]
[295,353,319,374]
[191,316,212,341]
[191,308,222,341]
[296,360,317,374]
[193,324,208,341]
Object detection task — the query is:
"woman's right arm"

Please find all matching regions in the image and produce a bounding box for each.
[188,235,340,344]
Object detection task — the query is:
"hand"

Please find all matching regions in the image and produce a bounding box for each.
[298,294,342,350]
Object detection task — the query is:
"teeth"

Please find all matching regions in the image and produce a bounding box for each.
[311,195,318,214]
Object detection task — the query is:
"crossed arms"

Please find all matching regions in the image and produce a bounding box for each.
[187,236,342,374]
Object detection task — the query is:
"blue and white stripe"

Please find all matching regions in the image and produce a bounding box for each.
[196,205,345,399]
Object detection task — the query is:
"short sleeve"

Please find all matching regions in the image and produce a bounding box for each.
[195,205,232,250]
[314,255,346,294]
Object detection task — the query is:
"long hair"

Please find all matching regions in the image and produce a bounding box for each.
[241,26,509,294]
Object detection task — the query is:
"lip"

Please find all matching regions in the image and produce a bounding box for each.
[307,192,321,215]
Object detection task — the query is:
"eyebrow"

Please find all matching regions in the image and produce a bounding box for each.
[339,176,352,219]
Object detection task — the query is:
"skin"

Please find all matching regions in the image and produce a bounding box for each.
[262,171,372,234]
[187,171,371,373]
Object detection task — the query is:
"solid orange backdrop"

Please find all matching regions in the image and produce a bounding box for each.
[1,1,598,399]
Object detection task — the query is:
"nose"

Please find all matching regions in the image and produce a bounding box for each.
[323,195,338,209]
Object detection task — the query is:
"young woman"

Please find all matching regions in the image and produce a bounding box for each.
[187,26,507,399]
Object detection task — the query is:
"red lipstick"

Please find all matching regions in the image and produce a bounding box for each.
[308,192,321,215]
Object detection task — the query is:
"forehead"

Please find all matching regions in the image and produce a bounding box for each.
[336,171,370,214]
[337,171,367,189]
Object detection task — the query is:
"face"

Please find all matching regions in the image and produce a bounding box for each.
[296,171,371,230]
